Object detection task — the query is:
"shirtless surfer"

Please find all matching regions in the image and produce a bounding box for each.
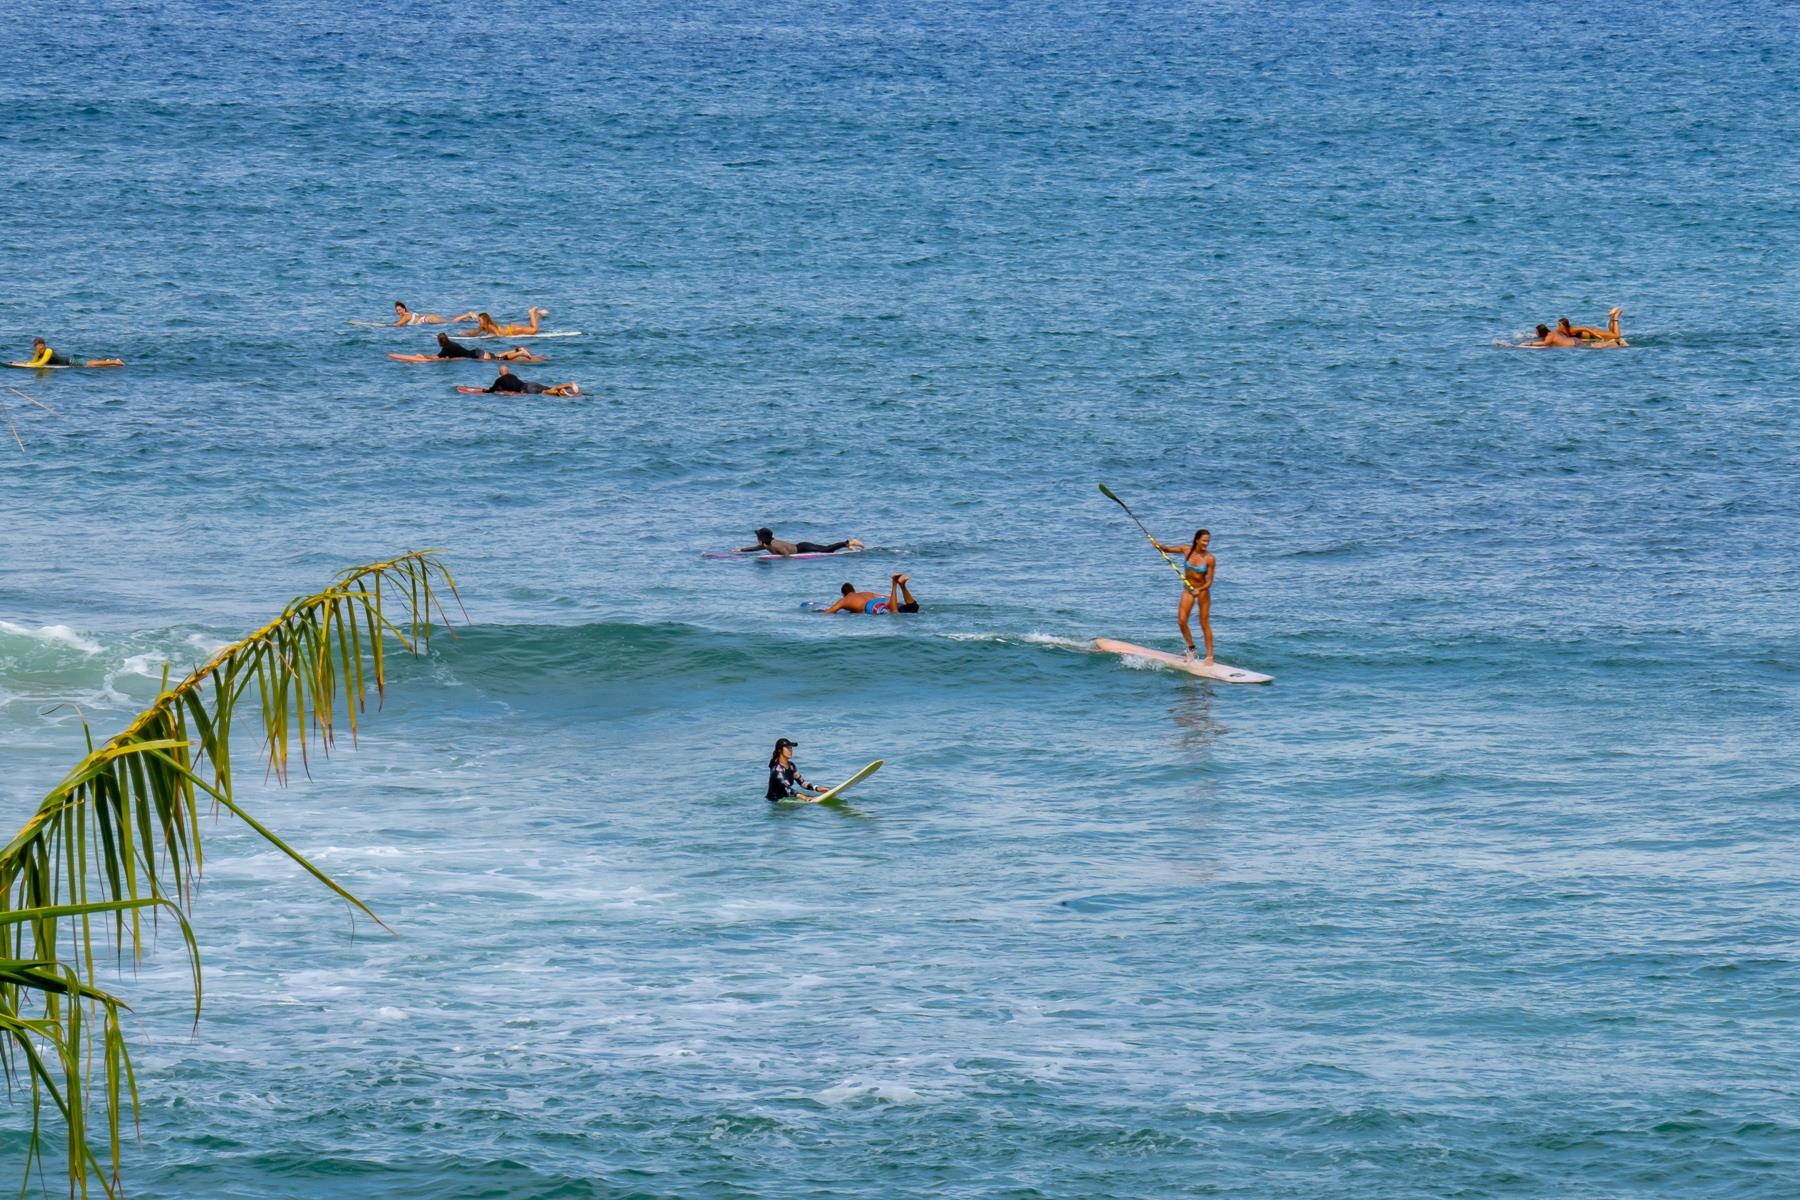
[1515,307,1627,348]
[737,527,864,557]
[817,575,920,615]
[11,338,123,368]
[1515,322,1625,349]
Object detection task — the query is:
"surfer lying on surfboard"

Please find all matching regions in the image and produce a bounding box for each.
[1149,529,1215,663]
[737,527,864,557]
[384,301,478,326]
[1511,308,1627,348]
[455,308,549,338]
[456,365,580,396]
[766,738,824,801]
[10,338,123,369]
[388,333,546,364]
[816,575,920,614]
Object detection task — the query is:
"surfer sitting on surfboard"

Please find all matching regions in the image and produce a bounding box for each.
[1149,529,1215,663]
[766,738,824,802]
[389,301,478,326]
[818,574,919,615]
[737,527,864,557]
[15,338,123,369]
[455,308,549,338]
[389,333,545,364]
[459,365,580,396]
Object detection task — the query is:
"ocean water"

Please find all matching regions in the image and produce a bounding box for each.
[2,1,1798,1196]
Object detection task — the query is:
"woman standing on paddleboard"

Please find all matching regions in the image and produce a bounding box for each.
[1150,529,1214,664]
[766,738,824,802]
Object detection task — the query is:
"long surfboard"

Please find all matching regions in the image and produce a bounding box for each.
[799,759,883,804]
[454,330,582,340]
[702,548,862,560]
[1093,638,1272,684]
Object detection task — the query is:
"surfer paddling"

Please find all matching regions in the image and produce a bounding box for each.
[388,333,545,364]
[387,301,478,326]
[738,527,864,557]
[459,364,580,396]
[456,307,550,338]
[1515,307,1627,348]
[1149,530,1215,663]
[818,575,920,615]
[14,338,123,368]
[766,738,824,801]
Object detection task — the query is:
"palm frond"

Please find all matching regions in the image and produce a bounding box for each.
[0,551,458,1197]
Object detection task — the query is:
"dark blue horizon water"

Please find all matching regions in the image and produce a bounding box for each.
[2,1,1797,1196]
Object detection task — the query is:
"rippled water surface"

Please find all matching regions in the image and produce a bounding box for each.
[2,1,1797,1196]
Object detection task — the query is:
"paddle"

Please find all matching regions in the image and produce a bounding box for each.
[1098,484,1204,598]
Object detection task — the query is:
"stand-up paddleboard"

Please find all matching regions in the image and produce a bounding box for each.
[1093,638,1272,684]
[798,760,882,804]
[702,548,862,561]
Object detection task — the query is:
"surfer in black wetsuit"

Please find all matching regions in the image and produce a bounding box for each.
[481,365,581,396]
[737,527,865,556]
[766,738,823,801]
[390,334,544,363]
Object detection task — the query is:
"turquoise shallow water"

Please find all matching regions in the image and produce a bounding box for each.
[2,1,1798,1196]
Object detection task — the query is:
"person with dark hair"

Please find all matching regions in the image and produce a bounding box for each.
[13,338,123,368]
[766,738,823,802]
[816,574,920,615]
[1149,529,1215,663]
[736,527,864,556]
[388,333,545,363]
[1557,307,1625,343]
[388,301,477,326]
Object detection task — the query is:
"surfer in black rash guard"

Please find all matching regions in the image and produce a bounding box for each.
[479,364,581,396]
[737,527,864,556]
[389,333,545,363]
[766,738,823,801]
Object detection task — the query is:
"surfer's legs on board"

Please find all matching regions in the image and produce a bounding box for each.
[888,574,920,614]
[1198,590,1214,665]
[1177,589,1214,663]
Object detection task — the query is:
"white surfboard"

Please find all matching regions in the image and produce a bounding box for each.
[1093,638,1272,684]
[800,760,882,804]
[457,330,583,340]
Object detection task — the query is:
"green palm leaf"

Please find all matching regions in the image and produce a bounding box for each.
[0,551,458,1196]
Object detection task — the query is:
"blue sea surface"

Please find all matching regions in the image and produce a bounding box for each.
[2,1,1797,1196]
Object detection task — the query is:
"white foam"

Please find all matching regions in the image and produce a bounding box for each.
[814,1078,925,1106]
[0,620,101,654]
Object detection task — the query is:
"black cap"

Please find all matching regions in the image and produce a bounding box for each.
[775,737,798,749]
